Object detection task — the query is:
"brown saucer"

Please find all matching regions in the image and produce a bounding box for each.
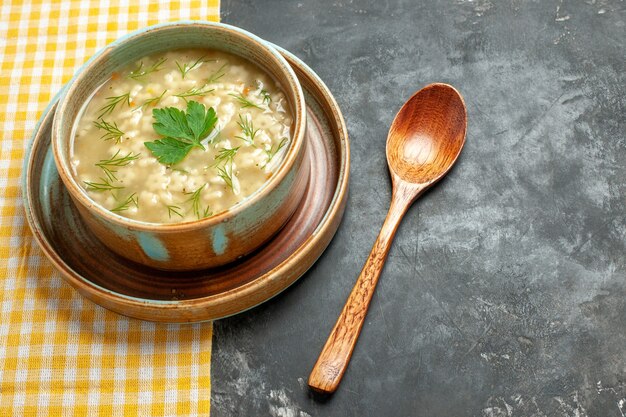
[22,48,350,322]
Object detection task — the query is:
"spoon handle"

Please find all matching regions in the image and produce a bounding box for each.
[308,188,414,394]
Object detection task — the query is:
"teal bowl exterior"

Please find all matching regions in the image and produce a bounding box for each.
[52,21,308,271]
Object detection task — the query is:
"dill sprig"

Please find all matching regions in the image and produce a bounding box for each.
[137,90,167,110]
[185,184,209,219]
[95,150,140,181]
[111,193,138,212]
[265,138,289,165]
[128,57,167,80]
[174,85,214,101]
[166,205,183,219]
[235,114,259,145]
[213,147,239,166]
[212,147,238,194]
[217,166,235,191]
[229,92,263,109]
[206,63,228,84]
[84,177,124,191]
[97,92,131,118]
[260,89,271,104]
[175,56,207,79]
[93,119,124,143]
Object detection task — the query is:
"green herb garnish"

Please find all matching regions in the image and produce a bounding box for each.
[206,63,228,84]
[175,56,207,79]
[213,147,239,166]
[229,93,263,109]
[128,57,167,80]
[217,166,235,191]
[144,100,217,165]
[184,184,210,219]
[95,150,140,181]
[137,90,167,110]
[84,177,124,191]
[174,85,214,101]
[93,120,124,143]
[260,89,271,104]
[111,193,138,212]
[235,114,259,145]
[212,147,238,193]
[97,92,131,118]
[166,205,183,219]
[145,138,195,165]
[265,138,288,165]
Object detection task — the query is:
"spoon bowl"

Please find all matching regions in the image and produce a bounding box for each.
[387,83,466,187]
[309,83,467,395]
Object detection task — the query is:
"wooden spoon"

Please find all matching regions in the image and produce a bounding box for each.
[308,83,467,394]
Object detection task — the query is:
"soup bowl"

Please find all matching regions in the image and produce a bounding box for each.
[52,21,308,270]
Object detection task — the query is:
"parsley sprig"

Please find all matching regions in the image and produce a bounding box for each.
[144,100,217,165]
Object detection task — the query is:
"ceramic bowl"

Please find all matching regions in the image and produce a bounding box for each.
[52,21,308,271]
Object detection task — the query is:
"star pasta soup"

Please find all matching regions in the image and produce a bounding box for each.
[71,49,293,223]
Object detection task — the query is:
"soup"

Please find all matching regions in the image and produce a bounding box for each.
[71,49,293,223]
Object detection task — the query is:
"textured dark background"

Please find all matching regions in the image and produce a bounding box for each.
[213,1,626,416]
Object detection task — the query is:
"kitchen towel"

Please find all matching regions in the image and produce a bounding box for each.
[0,1,219,415]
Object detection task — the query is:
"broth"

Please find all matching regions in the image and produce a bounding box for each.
[71,49,293,223]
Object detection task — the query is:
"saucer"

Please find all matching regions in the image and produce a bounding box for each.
[22,48,350,323]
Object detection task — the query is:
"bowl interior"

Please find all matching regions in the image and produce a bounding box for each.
[53,22,304,228]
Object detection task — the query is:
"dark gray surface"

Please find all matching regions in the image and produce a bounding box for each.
[213,1,626,416]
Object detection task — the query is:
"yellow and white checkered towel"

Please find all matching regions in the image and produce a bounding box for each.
[0,1,219,415]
